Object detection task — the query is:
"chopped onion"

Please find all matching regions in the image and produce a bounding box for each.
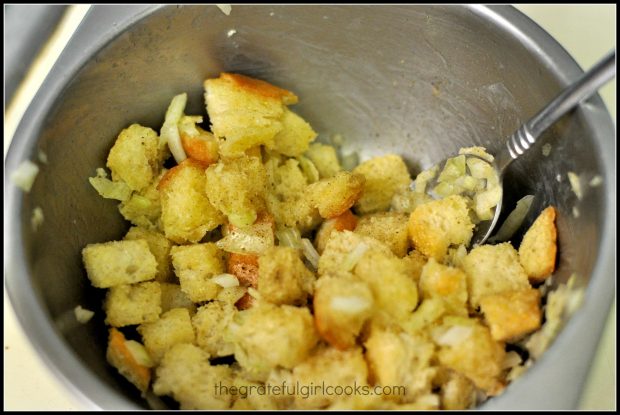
[459,146,494,162]
[330,296,371,314]
[433,325,473,346]
[38,150,48,164]
[73,305,94,324]
[11,160,39,192]
[572,206,580,218]
[216,222,274,255]
[437,155,466,183]
[95,167,108,178]
[297,156,320,183]
[88,176,133,201]
[31,206,44,232]
[413,165,439,194]
[247,287,261,300]
[541,143,552,157]
[125,340,155,368]
[275,227,302,249]
[300,238,320,270]
[216,4,231,15]
[502,351,523,369]
[340,151,359,171]
[567,171,583,200]
[473,185,502,221]
[160,93,188,164]
[212,273,240,288]
[342,242,369,272]
[589,175,603,187]
[489,195,534,243]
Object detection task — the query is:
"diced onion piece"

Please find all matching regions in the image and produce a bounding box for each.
[297,156,320,183]
[31,206,44,232]
[572,206,580,218]
[473,186,502,221]
[88,176,132,201]
[432,181,462,198]
[413,165,439,194]
[489,195,534,243]
[216,4,231,15]
[330,296,371,314]
[467,157,498,186]
[247,287,261,300]
[95,167,108,178]
[438,155,466,183]
[589,175,603,187]
[11,160,39,192]
[454,174,482,192]
[340,152,359,171]
[567,171,583,200]
[300,238,320,270]
[542,143,552,157]
[212,273,240,288]
[160,93,188,164]
[433,325,473,346]
[459,146,494,163]
[342,242,369,272]
[73,305,94,324]
[502,351,523,370]
[216,222,274,255]
[125,340,155,368]
[275,227,302,249]
[391,188,432,213]
[38,150,48,164]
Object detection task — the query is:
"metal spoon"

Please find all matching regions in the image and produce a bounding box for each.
[427,49,616,246]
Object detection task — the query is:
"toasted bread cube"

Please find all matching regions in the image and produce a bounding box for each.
[119,169,165,231]
[438,370,477,410]
[353,154,411,214]
[227,253,259,287]
[159,159,224,243]
[403,298,448,334]
[181,127,219,166]
[205,73,297,157]
[230,373,281,410]
[419,258,468,316]
[269,109,317,157]
[519,206,557,284]
[293,346,369,409]
[106,328,152,393]
[124,226,173,282]
[314,209,358,254]
[355,212,410,257]
[479,289,542,341]
[305,143,341,179]
[104,282,162,327]
[355,250,419,321]
[229,303,319,380]
[154,343,234,409]
[192,301,236,357]
[205,155,267,227]
[433,316,505,396]
[82,240,157,288]
[307,171,365,219]
[402,250,428,283]
[365,326,436,402]
[408,195,474,261]
[317,230,392,276]
[107,124,164,192]
[160,283,196,314]
[138,308,195,364]
[462,243,531,309]
[258,246,315,305]
[171,243,225,302]
[313,275,374,350]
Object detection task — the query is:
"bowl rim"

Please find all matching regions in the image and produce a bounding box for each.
[4,4,616,410]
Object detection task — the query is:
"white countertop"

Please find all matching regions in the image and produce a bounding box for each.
[4,4,616,410]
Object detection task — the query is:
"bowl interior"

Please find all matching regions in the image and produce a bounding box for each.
[15,5,609,409]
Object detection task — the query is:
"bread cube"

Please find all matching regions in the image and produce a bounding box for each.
[269,109,317,157]
[313,275,374,350]
[192,301,236,357]
[314,209,358,254]
[433,316,505,396]
[205,155,268,227]
[479,288,542,341]
[461,243,530,309]
[355,212,410,257]
[82,239,157,288]
[154,343,234,409]
[317,230,392,276]
[119,169,164,231]
[171,243,226,302]
[365,326,436,402]
[293,346,369,409]
[353,154,411,214]
[304,143,341,179]
[227,253,259,287]
[228,303,318,380]
[419,258,468,316]
[408,195,474,261]
[138,308,195,364]
[124,226,173,282]
[104,281,162,327]
[181,127,219,166]
[107,124,164,192]
[437,370,476,410]
[307,171,365,218]
[402,250,428,283]
[519,206,557,283]
[204,73,297,157]
[229,372,280,410]
[403,298,448,334]
[160,283,196,314]
[159,159,224,243]
[257,246,315,305]
[106,327,152,393]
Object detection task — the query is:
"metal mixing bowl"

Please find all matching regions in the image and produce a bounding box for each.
[5,5,615,410]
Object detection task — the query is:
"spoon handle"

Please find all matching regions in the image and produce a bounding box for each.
[495,50,616,173]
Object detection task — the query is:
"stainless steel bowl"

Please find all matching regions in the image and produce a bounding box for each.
[5,5,615,410]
